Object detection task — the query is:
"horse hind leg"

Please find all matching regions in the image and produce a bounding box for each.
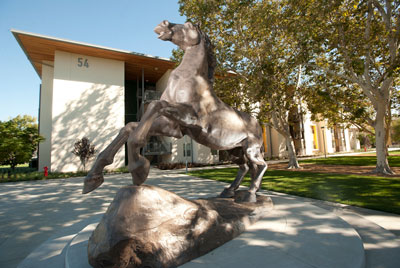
[239,141,268,203]
[220,163,249,198]
[126,101,169,186]
[126,101,196,186]
[83,122,138,194]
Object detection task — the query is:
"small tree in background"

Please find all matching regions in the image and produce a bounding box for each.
[72,137,96,171]
[0,115,44,171]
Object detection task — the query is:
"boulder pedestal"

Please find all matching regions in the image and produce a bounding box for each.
[88,185,273,268]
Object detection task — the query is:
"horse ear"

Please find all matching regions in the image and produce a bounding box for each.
[184,21,195,29]
[162,20,169,26]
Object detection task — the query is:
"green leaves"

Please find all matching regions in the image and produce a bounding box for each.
[179,0,305,125]
[178,0,399,161]
[0,115,44,170]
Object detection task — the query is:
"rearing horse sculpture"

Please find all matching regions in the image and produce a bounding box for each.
[83,20,268,202]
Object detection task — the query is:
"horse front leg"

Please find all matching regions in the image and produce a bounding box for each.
[126,101,197,186]
[83,122,140,194]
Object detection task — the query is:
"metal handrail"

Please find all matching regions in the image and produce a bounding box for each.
[144,90,162,102]
[143,141,172,155]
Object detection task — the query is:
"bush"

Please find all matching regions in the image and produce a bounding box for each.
[157,162,215,170]
[72,137,96,171]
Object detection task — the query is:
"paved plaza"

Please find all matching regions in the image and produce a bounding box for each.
[1,167,400,268]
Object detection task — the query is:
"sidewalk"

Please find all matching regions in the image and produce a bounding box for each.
[0,166,399,268]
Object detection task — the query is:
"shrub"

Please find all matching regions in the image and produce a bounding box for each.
[72,137,96,171]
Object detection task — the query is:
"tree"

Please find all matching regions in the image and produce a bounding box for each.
[0,115,44,170]
[392,117,400,143]
[304,75,375,134]
[286,0,400,174]
[178,0,305,168]
[72,137,96,171]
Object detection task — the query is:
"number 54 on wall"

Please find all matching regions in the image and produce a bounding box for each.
[77,58,89,68]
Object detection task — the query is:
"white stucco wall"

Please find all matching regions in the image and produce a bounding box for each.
[349,128,361,150]
[272,128,287,158]
[51,51,125,172]
[303,114,317,156]
[324,127,336,154]
[160,136,190,163]
[193,141,219,164]
[343,129,352,152]
[156,69,171,92]
[160,136,218,164]
[38,62,54,171]
[162,137,185,163]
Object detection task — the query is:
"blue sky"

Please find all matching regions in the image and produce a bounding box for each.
[0,0,186,121]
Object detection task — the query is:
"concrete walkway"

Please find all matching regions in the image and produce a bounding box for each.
[0,167,399,268]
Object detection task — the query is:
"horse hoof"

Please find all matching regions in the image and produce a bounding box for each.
[82,174,104,194]
[219,188,235,198]
[129,156,150,186]
[235,191,257,203]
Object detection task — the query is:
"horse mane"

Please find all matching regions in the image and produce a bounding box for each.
[195,24,216,84]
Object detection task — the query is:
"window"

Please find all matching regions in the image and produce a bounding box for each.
[311,125,318,150]
[331,128,336,149]
[183,143,191,157]
[211,149,218,156]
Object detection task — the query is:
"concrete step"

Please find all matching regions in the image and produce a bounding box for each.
[17,215,102,268]
[304,199,400,268]
[339,211,400,268]
[65,223,97,268]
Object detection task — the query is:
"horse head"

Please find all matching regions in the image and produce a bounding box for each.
[154,20,201,50]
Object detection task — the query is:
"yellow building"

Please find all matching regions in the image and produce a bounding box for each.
[263,114,360,159]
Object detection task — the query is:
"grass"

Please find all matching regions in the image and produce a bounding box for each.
[300,150,400,167]
[0,166,129,183]
[188,168,400,215]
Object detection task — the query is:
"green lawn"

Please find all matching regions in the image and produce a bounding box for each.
[300,151,400,166]
[188,168,400,215]
[0,166,129,183]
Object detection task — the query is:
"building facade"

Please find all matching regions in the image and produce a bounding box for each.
[13,30,219,172]
[263,113,360,159]
[13,30,359,172]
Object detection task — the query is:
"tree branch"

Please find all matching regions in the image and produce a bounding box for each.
[364,1,374,88]
[337,25,362,83]
[305,63,357,84]
[354,122,375,135]
[305,62,378,107]
[372,0,390,30]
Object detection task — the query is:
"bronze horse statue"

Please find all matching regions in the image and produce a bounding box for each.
[83,20,268,202]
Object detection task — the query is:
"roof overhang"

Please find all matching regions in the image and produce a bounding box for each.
[11,29,176,83]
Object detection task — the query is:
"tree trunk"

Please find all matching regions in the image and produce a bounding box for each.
[374,104,394,175]
[286,135,301,169]
[10,160,16,172]
[80,157,86,172]
[385,99,392,157]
